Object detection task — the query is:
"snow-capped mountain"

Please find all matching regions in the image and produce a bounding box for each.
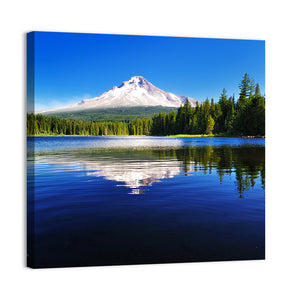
[39,76,198,114]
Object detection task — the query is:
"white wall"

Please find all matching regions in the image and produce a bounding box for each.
[1,1,300,299]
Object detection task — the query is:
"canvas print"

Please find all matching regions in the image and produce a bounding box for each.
[27,32,265,268]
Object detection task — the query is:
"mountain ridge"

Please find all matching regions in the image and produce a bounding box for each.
[38,76,198,114]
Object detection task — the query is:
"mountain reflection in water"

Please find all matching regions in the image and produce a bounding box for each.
[36,145,264,197]
[28,137,265,268]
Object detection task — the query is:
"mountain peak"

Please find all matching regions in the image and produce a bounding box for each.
[119,76,148,88]
[129,75,145,81]
[39,76,199,114]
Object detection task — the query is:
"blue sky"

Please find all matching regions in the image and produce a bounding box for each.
[28,32,265,111]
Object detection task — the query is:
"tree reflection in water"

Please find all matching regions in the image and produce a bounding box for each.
[46,144,264,198]
[172,145,265,198]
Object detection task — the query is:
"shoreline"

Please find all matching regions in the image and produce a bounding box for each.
[27,134,265,138]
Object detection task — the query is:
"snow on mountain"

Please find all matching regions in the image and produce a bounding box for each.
[39,76,198,114]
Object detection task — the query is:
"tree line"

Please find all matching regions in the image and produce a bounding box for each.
[151,73,265,136]
[27,73,265,136]
[27,114,153,136]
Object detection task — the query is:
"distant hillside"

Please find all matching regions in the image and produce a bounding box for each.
[44,106,177,122]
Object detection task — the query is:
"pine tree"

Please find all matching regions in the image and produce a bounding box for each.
[249,78,255,97]
[238,73,251,107]
[205,115,215,134]
[255,83,261,96]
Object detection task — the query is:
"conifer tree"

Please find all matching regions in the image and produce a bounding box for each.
[255,83,261,96]
[238,73,251,107]
[205,115,215,134]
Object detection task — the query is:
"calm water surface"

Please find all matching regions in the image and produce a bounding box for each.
[27,136,265,268]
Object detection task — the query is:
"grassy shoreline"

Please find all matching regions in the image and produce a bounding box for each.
[27,133,239,138]
[167,134,265,138]
[167,133,230,137]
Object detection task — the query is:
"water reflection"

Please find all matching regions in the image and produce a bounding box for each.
[174,145,265,197]
[82,156,181,195]
[37,145,264,197]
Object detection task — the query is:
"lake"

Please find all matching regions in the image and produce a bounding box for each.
[27,136,265,268]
